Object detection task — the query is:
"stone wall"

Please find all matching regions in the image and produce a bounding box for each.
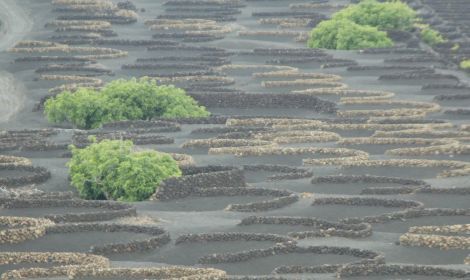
[239,216,372,238]
[188,92,337,113]
[46,223,170,254]
[154,166,245,200]
[0,198,136,223]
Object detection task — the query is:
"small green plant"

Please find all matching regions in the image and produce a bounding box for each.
[419,25,446,45]
[308,19,393,50]
[333,0,416,31]
[68,139,181,201]
[460,60,470,70]
[44,78,210,129]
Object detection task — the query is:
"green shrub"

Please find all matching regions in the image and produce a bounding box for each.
[419,26,446,45]
[460,60,470,70]
[333,0,416,31]
[308,19,393,50]
[44,78,210,129]
[44,88,116,129]
[68,139,181,201]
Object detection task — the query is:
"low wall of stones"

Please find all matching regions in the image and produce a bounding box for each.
[159,162,300,210]
[226,277,287,280]
[147,44,231,54]
[179,165,234,175]
[67,267,227,279]
[0,216,54,244]
[123,62,211,70]
[35,63,111,74]
[66,39,179,46]
[311,175,430,195]
[0,165,51,187]
[9,41,128,59]
[158,14,237,22]
[209,146,369,167]
[239,216,372,239]
[182,139,271,148]
[198,243,384,273]
[338,264,470,278]
[0,252,110,280]
[435,93,470,101]
[400,232,469,251]
[175,232,293,245]
[243,164,305,173]
[153,166,245,200]
[14,56,94,63]
[72,131,174,147]
[0,129,65,152]
[400,224,470,251]
[56,14,137,24]
[0,198,136,223]
[347,65,430,72]
[417,187,470,195]
[263,56,347,65]
[266,171,313,181]
[152,33,225,42]
[424,83,470,91]
[0,155,32,167]
[381,72,459,81]
[344,207,470,224]
[188,92,337,113]
[0,189,73,200]
[46,223,170,254]
[2,266,226,280]
[191,126,271,135]
[100,120,181,132]
[445,109,470,116]
[175,232,295,265]
[311,197,424,224]
[225,193,299,212]
[154,165,299,211]
[157,115,228,124]
[330,158,470,178]
[243,164,313,181]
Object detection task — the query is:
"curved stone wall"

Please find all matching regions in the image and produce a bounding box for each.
[239,216,372,238]
[46,223,170,254]
[0,198,136,223]
[0,216,54,244]
[0,165,51,187]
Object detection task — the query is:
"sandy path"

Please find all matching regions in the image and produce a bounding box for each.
[0,0,33,122]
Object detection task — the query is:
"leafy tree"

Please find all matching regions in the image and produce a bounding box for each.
[308,19,393,50]
[44,78,210,129]
[333,0,416,31]
[68,139,181,201]
[44,88,116,129]
[308,19,344,49]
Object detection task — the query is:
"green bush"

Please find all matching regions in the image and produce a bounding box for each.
[420,26,446,45]
[308,19,393,50]
[68,139,181,201]
[333,0,416,31]
[461,60,470,70]
[43,88,115,130]
[44,78,210,129]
